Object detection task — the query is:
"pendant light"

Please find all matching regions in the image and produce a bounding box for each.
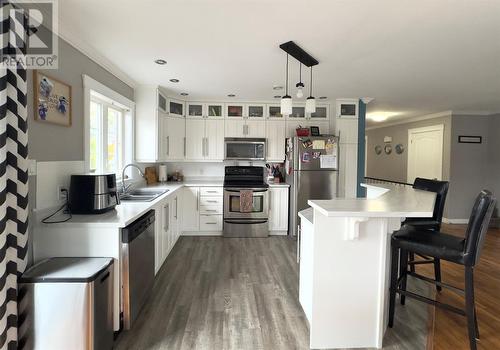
[305,66,316,113]
[281,54,292,116]
[296,63,304,98]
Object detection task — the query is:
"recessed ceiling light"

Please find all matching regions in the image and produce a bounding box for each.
[319,96,328,100]
[180,92,189,96]
[273,95,281,99]
[227,94,236,97]
[169,79,179,83]
[273,85,283,90]
[154,59,167,65]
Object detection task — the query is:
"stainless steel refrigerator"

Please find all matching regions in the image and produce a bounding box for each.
[285,135,339,236]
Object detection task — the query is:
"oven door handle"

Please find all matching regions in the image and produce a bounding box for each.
[224,189,268,193]
[223,220,268,225]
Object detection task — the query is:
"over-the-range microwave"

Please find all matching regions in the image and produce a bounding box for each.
[224,138,266,161]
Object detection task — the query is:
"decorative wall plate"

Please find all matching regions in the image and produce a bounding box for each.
[375,145,382,155]
[384,144,392,154]
[395,143,404,154]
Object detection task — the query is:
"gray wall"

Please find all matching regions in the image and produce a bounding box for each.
[28,37,134,161]
[366,114,499,220]
[366,115,452,183]
[447,115,491,220]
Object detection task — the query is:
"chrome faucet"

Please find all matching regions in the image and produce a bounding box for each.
[121,163,145,194]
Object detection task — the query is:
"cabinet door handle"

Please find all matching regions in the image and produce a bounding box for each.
[183,137,186,157]
[205,138,209,157]
[167,136,170,156]
[174,198,178,219]
[196,191,199,212]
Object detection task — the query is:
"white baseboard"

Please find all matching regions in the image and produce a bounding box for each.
[181,231,223,236]
[181,231,288,236]
[442,218,469,224]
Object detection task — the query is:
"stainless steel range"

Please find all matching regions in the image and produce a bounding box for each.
[223,166,269,237]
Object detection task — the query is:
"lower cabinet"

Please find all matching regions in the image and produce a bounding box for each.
[181,186,223,235]
[268,187,289,234]
[154,191,181,275]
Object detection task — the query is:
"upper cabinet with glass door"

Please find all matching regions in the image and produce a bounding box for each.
[266,104,284,120]
[168,98,185,118]
[286,105,306,119]
[206,103,224,118]
[308,104,330,120]
[187,102,224,119]
[245,104,265,119]
[157,90,168,113]
[226,104,244,118]
[187,102,204,119]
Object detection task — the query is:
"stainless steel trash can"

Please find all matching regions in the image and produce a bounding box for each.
[19,257,114,350]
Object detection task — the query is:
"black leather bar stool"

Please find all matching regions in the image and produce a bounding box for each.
[389,190,496,350]
[403,178,449,287]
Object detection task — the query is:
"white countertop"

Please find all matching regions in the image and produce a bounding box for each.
[299,207,314,224]
[308,183,436,218]
[36,178,288,228]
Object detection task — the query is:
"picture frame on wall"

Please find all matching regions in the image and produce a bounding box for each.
[33,70,72,127]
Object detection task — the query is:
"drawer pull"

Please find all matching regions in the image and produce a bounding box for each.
[206,200,218,203]
[205,209,217,212]
[206,222,217,225]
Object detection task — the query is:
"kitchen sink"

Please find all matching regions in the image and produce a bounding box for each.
[120,189,169,202]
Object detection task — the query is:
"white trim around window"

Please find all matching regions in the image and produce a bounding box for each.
[83,74,135,174]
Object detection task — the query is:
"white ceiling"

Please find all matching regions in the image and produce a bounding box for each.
[58,0,500,125]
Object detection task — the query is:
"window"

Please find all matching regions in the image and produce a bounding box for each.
[83,75,134,179]
[89,94,129,176]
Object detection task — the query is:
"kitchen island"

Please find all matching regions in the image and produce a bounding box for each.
[298,183,436,349]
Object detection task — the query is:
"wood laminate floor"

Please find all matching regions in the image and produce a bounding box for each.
[115,236,430,350]
[419,224,500,350]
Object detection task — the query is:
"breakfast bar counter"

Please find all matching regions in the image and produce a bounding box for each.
[298,183,435,349]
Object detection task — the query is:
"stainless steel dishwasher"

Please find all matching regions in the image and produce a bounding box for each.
[121,210,155,329]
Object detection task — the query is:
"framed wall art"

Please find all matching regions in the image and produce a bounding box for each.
[33,71,72,127]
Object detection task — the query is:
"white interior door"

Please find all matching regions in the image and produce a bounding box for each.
[407,124,444,184]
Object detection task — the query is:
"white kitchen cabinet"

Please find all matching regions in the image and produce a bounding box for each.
[205,119,225,160]
[180,186,223,235]
[185,119,205,160]
[266,120,286,162]
[181,187,200,232]
[309,105,330,120]
[225,119,246,137]
[162,116,186,161]
[246,120,266,138]
[154,191,181,275]
[168,97,185,117]
[135,86,171,162]
[186,119,224,161]
[226,104,245,118]
[226,119,265,138]
[268,187,289,233]
[245,104,266,118]
[206,103,224,118]
[266,104,285,120]
[187,102,205,118]
[299,211,314,323]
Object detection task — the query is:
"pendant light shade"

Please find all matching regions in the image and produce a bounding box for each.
[281,95,292,116]
[306,96,316,113]
[305,66,316,113]
[281,54,293,116]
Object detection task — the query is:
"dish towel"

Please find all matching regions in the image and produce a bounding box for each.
[240,190,254,213]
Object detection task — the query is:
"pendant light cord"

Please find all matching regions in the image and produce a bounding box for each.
[309,66,313,97]
[299,63,302,83]
[285,54,289,95]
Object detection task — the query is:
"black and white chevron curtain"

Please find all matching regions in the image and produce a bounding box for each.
[0,1,29,349]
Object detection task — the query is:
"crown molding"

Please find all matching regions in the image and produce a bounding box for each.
[366,110,452,130]
[452,110,500,116]
[57,20,137,89]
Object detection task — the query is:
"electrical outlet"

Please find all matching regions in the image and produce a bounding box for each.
[57,186,68,201]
